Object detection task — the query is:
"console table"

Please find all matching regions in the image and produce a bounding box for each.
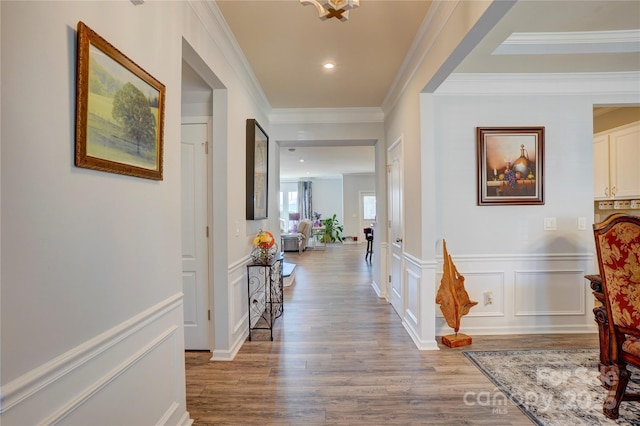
[247,253,284,341]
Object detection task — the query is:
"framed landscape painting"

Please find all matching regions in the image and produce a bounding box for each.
[246,119,269,220]
[75,21,165,180]
[476,127,544,206]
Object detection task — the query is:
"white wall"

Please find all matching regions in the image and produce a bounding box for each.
[435,92,594,256]
[312,178,344,230]
[425,76,640,338]
[1,0,272,423]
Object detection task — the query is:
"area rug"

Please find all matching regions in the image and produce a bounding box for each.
[463,349,640,425]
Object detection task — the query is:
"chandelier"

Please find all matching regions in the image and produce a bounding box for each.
[300,0,359,22]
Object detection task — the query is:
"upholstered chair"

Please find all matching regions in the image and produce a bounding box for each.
[593,213,640,419]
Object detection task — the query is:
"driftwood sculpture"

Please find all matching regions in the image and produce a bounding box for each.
[435,239,477,347]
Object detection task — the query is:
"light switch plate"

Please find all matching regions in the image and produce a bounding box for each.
[544,217,557,231]
[578,217,587,230]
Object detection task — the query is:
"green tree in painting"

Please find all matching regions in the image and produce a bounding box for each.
[112,82,156,154]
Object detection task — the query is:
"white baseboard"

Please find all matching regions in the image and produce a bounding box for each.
[403,320,440,351]
[211,330,245,361]
[437,323,598,336]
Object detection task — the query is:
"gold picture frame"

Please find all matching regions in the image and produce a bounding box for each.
[75,21,165,180]
[246,119,269,220]
[477,127,545,206]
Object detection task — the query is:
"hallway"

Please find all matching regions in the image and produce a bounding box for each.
[185,244,598,425]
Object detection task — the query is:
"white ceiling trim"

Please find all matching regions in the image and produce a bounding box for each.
[493,30,640,55]
[269,107,384,124]
[381,1,456,113]
[189,0,271,114]
[436,71,640,96]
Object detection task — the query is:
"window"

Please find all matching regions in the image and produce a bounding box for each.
[288,191,298,213]
[363,194,376,221]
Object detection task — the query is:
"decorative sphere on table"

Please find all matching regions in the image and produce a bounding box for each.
[251,230,277,263]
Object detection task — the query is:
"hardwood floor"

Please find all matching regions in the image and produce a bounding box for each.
[185,244,599,425]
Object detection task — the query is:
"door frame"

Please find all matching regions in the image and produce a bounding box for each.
[182,116,213,351]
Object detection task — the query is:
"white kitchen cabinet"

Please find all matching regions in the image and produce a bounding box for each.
[594,121,640,199]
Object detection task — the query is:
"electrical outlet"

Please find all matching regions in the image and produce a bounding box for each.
[631,200,640,209]
[614,200,622,209]
[483,291,493,306]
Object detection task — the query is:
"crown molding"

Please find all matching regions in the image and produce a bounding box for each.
[381,1,456,113]
[494,30,640,55]
[188,1,271,115]
[269,107,384,124]
[436,71,640,96]
[382,0,516,112]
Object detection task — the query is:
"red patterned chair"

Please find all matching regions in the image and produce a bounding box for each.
[593,213,640,419]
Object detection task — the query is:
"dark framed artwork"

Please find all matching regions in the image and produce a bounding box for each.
[477,127,544,206]
[246,119,269,220]
[75,21,165,180]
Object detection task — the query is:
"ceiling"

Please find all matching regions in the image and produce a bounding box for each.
[209,0,640,179]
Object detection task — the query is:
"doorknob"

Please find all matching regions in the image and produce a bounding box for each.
[395,238,403,243]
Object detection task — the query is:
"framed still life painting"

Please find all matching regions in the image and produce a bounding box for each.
[477,127,545,206]
[75,21,165,180]
[246,119,269,220]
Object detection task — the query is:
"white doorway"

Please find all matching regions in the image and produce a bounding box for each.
[181,120,211,350]
[359,191,376,241]
[387,136,404,317]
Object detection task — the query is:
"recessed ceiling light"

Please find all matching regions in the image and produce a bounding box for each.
[323,63,335,69]
[288,148,296,152]
[299,158,305,163]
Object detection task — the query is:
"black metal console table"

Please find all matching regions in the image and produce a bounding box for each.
[247,253,284,341]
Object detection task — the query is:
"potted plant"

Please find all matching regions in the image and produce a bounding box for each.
[321,214,344,243]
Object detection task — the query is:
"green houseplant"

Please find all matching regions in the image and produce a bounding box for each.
[321,214,344,243]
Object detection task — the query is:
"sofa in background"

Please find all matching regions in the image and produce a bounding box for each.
[281,219,312,253]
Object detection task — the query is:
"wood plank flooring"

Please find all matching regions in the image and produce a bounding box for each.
[185,244,599,425]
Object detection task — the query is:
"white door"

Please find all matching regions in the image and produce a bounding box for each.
[181,122,210,350]
[387,139,404,317]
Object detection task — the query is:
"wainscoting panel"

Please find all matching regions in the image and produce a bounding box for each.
[514,270,586,316]
[214,256,252,361]
[405,268,421,329]
[402,255,439,350]
[433,253,595,336]
[0,293,190,425]
[436,271,505,318]
[231,274,246,334]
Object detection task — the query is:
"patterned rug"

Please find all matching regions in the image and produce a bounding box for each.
[463,349,640,425]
